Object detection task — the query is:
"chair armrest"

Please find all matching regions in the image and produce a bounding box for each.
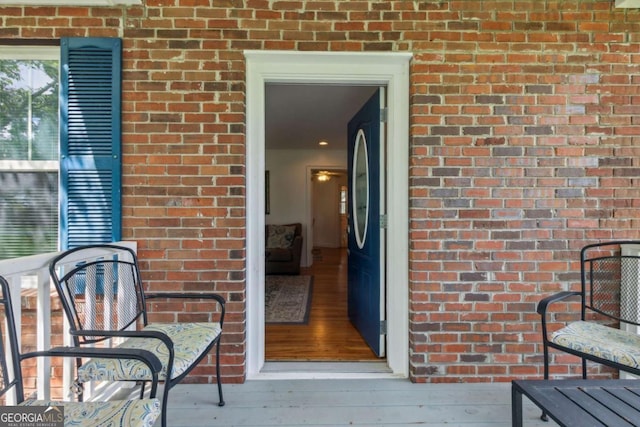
[22,347,163,397]
[145,292,225,304]
[70,329,174,352]
[144,292,226,325]
[291,236,303,260]
[536,291,581,316]
[537,291,581,344]
[69,329,175,380]
[25,347,162,375]
[66,329,175,392]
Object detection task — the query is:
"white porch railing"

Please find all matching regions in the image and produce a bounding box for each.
[0,241,137,403]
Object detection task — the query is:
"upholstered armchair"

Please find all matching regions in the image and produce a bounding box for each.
[265,223,303,275]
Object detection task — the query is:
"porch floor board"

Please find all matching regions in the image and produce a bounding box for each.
[162,379,557,426]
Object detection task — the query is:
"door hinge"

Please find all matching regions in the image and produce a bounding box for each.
[380,320,387,335]
[380,214,388,229]
[380,108,388,123]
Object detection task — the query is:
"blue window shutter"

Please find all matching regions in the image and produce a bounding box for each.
[60,37,122,249]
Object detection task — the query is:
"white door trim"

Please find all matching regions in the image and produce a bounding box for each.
[245,51,411,379]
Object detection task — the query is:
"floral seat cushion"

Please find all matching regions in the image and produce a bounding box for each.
[77,322,222,383]
[266,225,296,249]
[551,320,640,369]
[22,399,160,427]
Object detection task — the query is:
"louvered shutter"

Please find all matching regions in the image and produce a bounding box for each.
[60,37,121,249]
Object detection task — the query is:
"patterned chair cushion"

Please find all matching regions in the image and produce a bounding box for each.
[266,225,296,249]
[22,399,160,427]
[77,322,222,383]
[551,320,640,369]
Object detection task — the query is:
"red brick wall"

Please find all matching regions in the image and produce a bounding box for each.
[1,0,639,385]
[18,293,65,401]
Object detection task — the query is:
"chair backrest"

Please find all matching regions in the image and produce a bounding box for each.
[49,244,147,345]
[0,275,26,404]
[265,223,302,247]
[581,240,640,326]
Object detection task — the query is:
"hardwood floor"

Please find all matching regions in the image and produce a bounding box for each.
[265,247,380,361]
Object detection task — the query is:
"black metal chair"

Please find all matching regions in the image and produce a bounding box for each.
[49,244,226,427]
[0,274,162,426]
[537,240,640,421]
[538,240,640,382]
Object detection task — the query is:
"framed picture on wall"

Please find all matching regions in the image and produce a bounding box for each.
[265,170,270,214]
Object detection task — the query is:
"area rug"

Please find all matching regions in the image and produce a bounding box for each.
[265,275,313,324]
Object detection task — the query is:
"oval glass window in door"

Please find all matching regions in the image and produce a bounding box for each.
[352,128,369,249]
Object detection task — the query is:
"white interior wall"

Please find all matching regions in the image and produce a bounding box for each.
[265,148,346,267]
[312,174,346,248]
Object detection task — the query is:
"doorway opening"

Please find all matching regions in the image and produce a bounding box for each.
[245,51,411,379]
[310,168,347,252]
[264,84,380,364]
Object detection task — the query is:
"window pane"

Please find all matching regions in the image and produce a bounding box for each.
[0,52,59,259]
[0,171,58,259]
[0,60,58,161]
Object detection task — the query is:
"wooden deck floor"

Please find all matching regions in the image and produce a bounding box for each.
[163,379,558,426]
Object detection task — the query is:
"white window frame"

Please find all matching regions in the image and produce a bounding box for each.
[616,0,640,7]
[0,45,60,258]
[0,46,60,174]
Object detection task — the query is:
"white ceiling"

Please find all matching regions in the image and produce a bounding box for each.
[265,84,379,151]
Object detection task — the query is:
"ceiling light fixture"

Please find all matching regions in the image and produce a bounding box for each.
[318,140,328,146]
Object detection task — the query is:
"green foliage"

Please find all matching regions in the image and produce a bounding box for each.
[0,60,58,161]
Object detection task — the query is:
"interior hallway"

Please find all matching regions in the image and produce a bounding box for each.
[265,247,380,361]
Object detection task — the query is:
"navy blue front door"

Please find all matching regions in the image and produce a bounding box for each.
[347,88,385,357]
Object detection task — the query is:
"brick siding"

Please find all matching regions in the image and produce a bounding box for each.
[1,0,639,385]
[18,292,65,401]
